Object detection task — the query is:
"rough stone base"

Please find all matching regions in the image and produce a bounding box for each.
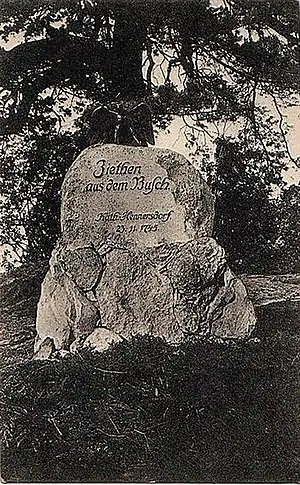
[34,237,256,359]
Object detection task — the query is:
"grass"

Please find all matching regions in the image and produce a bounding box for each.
[1,334,300,483]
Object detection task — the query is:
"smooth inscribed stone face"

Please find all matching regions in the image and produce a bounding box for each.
[61,144,214,249]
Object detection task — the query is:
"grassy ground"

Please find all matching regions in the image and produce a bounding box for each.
[1,335,300,483]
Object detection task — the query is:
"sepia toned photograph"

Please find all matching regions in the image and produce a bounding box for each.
[0,0,299,482]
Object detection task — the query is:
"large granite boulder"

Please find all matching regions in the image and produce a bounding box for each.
[97,238,255,341]
[34,144,256,358]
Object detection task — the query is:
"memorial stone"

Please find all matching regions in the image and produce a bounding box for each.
[60,144,215,249]
[34,144,256,357]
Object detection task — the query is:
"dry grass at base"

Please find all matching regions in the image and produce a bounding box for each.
[1,335,300,483]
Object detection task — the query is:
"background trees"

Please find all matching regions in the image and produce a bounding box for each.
[0,0,299,270]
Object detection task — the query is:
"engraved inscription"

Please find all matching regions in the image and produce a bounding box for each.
[85,159,170,195]
[95,210,174,236]
[75,152,189,245]
[95,210,174,222]
[61,145,196,248]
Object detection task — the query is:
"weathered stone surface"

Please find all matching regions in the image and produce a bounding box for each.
[210,268,257,338]
[34,246,100,358]
[82,327,123,352]
[61,144,215,250]
[62,246,103,293]
[33,336,55,360]
[97,238,256,341]
[34,144,256,356]
[96,247,183,343]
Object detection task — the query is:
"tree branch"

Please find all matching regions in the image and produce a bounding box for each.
[271,93,295,164]
[0,35,111,135]
[145,40,155,94]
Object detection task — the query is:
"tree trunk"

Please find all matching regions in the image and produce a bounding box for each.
[110,6,146,98]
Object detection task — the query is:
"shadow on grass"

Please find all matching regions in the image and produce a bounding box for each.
[1,334,300,483]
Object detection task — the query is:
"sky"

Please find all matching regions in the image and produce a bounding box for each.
[156,108,300,185]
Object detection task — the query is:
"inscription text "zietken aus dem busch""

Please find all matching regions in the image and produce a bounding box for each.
[84,159,171,196]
